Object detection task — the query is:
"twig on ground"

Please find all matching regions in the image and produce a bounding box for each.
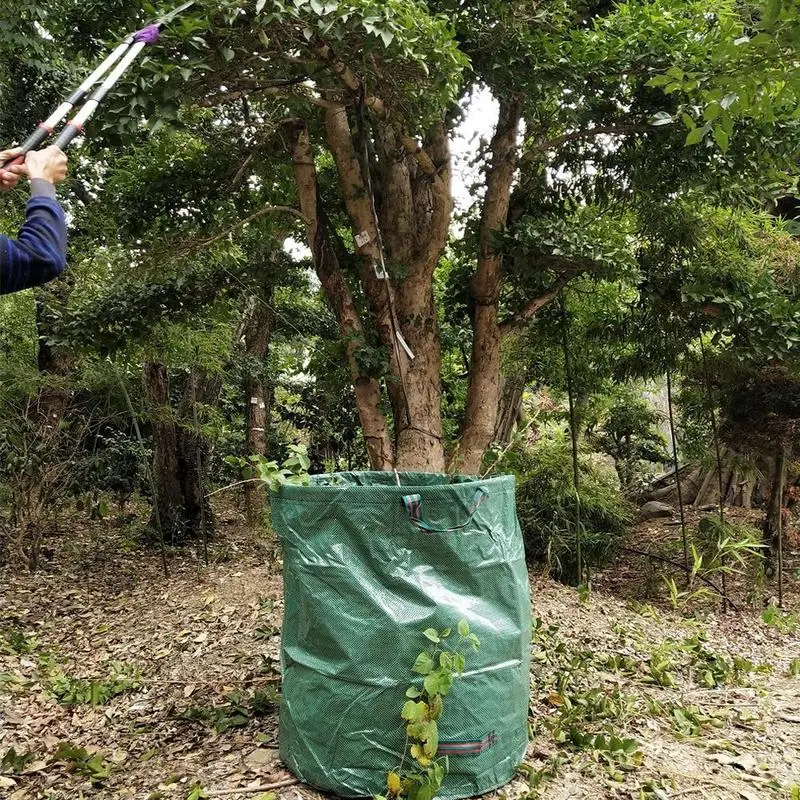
[205,779,301,796]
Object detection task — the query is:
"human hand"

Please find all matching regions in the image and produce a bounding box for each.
[0,148,28,192]
[25,146,68,185]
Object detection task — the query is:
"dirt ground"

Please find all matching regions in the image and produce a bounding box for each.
[1,506,798,800]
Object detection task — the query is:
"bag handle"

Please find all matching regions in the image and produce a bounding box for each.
[401,488,488,534]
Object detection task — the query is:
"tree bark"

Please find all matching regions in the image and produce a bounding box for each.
[741,475,755,509]
[34,283,75,437]
[373,119,452,471]
[456,98,523,474]
[290,123,394,469]
[143,362,184,541]
[764,443,790,565]
[494,372,526,445]
[177,376,207,542]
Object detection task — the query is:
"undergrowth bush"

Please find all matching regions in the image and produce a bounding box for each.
[495,427,632,579]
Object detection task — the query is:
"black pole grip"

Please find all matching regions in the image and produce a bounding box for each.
[20,125,52,154]
[54,123,83,151]
[0,125,51,170]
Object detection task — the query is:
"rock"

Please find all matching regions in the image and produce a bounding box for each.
[698,504,717,512]
[638,501,675,520]
[244,747,279,771]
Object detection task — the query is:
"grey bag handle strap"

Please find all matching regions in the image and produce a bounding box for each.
[401,488,488,533]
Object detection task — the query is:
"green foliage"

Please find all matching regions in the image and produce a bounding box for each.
[76,429,147,513]
[563,729,643,779]
[263,0,467,122]
[54,741,112,786]
[382,621,479,800]
[1,746,36,774]
[186,784,209,800]
[669,704,718,738]
[498,427,632,578]
[761,605,799,634]
[46,662,141,707]
[0,625,39,655]
[225,443,311,493]
[181,687,280,734]
[588,387,669,493]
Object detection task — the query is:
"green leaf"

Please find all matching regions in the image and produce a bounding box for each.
[430,760,445,790]
[703,102,721,123]
[401,700,428,722]
[423,628,440,643]
[412,652,434,675]
[406,686,422,698]
[256,0,266,11]
[406,721,428,740]
[713,125,730,151]
[429,693,443,720]
[422,720,439,757]
[685,125,708,146]
[424,669,454,698]
[410,782,434,800]
[457,619,469,637]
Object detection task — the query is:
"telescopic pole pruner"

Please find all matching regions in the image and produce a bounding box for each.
[1,0,195,168]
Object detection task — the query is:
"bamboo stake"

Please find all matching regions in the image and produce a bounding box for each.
[560,296,583,586]
[699,337,728,612]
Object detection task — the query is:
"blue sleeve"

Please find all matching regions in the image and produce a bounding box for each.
[0,196,68,295]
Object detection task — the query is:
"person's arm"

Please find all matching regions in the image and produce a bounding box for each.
[0,146,68,295]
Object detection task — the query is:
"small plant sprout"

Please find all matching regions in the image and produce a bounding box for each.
[377,619,480,800]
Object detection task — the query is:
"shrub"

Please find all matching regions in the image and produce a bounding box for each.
[495,426,632,578]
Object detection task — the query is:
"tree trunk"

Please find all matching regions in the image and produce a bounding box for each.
[176,371,215,541]
[242,288,274,524]
[494,371,526,445]
[694,457,724,507]
[35,285,75,437]
[290,122,395,470]
[375,121,451,471]
[457,98,523,474]
[143,362,184,542]
[741,475,755,509]
[764,443,790,566]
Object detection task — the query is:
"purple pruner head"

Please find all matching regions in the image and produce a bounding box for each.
[134,24,161,45]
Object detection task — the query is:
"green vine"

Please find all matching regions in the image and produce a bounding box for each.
[378,620,480,800]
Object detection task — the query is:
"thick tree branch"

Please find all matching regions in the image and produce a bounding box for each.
[198,83,341,109]
[311,40,439,179]
[290,123,395,470]
[524,123,658,159]
[323,103,408,426]
[499,272,572,335]
[456,97,523,475]
[194,206,306,250]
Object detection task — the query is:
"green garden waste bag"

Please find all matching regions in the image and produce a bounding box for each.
[272,472,531,799]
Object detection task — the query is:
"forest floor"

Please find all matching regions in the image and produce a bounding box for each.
[1,505,799,800]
